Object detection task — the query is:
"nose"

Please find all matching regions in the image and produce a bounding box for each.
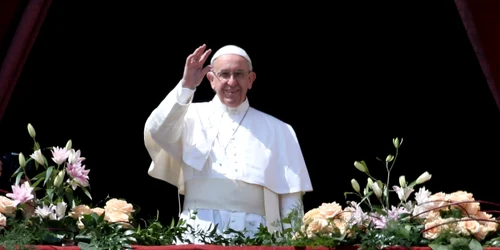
[226,77,238,86]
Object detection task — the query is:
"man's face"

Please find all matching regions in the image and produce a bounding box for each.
[207,54,256,107]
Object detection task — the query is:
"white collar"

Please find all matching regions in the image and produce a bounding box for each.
[211,95,250,115]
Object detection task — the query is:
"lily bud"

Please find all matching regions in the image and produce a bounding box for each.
[367,177,373,187]
[18,153,26,168]
[393,137,400,149]
[371,182,383,198]
[54,170,65,187]
[399,175,406,188]
[416,171,432,184]
[30,149,45,165]
[27,123,36,138]
[65,140,72,150]
[385,154,394,162]
[351,179,360,193]
[354,161,367,173]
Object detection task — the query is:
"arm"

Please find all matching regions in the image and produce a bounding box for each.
[144,80,195,146]
[279,192,304,230]
[144,44,213,189]
[145,44,212,147]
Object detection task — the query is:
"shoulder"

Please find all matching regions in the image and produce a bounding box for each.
[249,107,296,132]
[186,100,212,112]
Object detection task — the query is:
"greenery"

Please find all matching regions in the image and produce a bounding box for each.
[1,125,500,250]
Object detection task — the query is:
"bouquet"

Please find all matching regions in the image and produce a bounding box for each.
[0,123,137,249]
[294,138,500,250]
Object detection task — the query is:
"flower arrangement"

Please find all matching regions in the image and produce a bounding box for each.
[3,126,500,250]
[0,123,138,249]
[291,138,500,250]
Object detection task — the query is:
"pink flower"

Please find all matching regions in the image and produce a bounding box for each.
[51,146,69,165]
[6,182,34,207]
[66,162,90,189]
[68,149,85,164]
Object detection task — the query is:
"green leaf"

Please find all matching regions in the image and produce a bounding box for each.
[32,176,45,188]
[11,166,23,179]
[30,169,47,181]
[123,230,135,236]
[15,171,24,185]
[65,188,74,207]
[428,243,450,250]
[46,188,54,201]
[44,166,54,186]
[344,191,357,199]
[81,186,92,200]
[469,238,483,250]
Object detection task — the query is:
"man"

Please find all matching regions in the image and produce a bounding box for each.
[144,44,313,240]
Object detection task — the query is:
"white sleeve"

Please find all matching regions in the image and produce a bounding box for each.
[279,192,304,230]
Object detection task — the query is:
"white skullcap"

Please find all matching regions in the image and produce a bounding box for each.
[210,45,253,70]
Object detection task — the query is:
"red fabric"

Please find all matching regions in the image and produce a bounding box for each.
[0,0,52,122]
[454,0,500,110]
[0,0,24,51]
[18,245,500,250]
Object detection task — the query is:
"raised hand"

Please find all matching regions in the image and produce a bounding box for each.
[182,44,212,89]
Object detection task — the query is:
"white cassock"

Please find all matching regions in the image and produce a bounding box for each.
[144,80,313,242]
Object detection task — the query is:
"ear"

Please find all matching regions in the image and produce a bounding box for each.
[248,71,256,89]
[206,71,216,89]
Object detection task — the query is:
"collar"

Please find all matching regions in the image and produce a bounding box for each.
[211,95,250,115]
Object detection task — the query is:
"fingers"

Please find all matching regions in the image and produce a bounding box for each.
[199,48,212,64]
[187,44,212,65]
[194,44,206,56]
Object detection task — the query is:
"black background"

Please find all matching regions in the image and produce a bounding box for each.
[1,1,499,223]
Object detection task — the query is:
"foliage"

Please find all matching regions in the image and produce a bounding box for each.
[290,138,500,250]
[2,126,500,250]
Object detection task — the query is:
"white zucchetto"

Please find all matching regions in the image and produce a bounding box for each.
[210,45,252,70]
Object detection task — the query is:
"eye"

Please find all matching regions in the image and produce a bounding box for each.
[219,72,231,79]
[234,72,245,78]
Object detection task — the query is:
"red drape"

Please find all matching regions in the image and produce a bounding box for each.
[0,0,52,122]
[454,0,500,111]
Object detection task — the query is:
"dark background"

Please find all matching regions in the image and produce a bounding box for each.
[1,1,500,223]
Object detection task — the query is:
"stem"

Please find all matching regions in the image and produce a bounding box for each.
[366,195,373,210]
[385,162,390,209]
[410,199,498,220]
[422,217,500,233]
[385,147,399,209]
[357,193,373,210]
[389,147,399,172]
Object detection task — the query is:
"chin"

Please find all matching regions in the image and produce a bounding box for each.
[224,100,240,107]
[222,97,241,106]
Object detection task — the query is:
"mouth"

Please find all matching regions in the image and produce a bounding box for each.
[224,89,240,95]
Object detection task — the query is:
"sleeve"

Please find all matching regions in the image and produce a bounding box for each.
[279,192,304,230]
[143,80,196,191]
[145,80,195,146]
